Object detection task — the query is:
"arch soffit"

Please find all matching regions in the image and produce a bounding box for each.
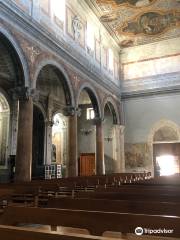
[33,102,46,120]
[0,27,30,87]
[147,119,180,144]
[76,83,102,118]
[102,96,120,124]
[33,59,75,107]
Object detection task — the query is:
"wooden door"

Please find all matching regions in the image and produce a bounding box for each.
[80,153,95,176]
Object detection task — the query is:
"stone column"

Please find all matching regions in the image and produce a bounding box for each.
[66,107,80,177]
[112,124,121,173]
[45,94,54,165]
[14,88,34,182]
[112,124,125,173]
[120,125,125,172]
[45,120,53,165]
[95,118,105,175]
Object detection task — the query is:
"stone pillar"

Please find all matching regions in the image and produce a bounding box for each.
[112,124,125,173]
[120,125,125,172]
[15,88,34,182]
[66,107,80,177]
[95,118,105,175]
[45,120,53,165]
[112,124,121,173]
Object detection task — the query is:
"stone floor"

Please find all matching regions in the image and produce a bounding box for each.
[16,224,179,240]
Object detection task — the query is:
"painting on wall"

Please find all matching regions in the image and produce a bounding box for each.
[125,143,151,169]
[121,11,180,35]
[96,0,155,8]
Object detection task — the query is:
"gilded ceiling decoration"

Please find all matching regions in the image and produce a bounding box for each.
[86,0,180,47]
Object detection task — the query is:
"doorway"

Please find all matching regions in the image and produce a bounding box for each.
[153,143,180,176]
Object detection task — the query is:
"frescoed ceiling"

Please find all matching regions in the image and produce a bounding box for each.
[86,0,180,47]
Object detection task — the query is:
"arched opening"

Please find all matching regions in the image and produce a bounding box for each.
[0,93,10,166]
[52,113,68,177]
[0,33,24,90]
[32,105,45,178]
[77,88,100,176]
[103,102,118,174]
[0,33,25,182]
[35,64,72,178]
[152,124,180,177]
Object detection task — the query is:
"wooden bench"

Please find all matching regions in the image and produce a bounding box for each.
[0,225,117,240]
[47,197,180,216]
[75,191,180,202]
[0,206,180,237]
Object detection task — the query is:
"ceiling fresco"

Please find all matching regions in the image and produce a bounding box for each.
[86,0,180,47]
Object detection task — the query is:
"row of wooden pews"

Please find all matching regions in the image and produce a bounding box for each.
[0,172,151,207]
[1,173,180,239]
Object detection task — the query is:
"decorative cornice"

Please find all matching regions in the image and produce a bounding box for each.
[0,0,121,98]
[122,71,180,99]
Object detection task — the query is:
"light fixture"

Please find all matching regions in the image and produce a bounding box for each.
[104,136,113,142]
[80,128,94,135]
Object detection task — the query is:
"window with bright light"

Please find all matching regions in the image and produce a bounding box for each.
[51,0,65,22]
[156,155,179,176]
[108,49,114,71]
[87,22,94,50]
[86,108,95,120]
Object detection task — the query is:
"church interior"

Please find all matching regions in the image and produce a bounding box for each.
[0,0,180,239]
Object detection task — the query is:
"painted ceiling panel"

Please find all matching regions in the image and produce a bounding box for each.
[86,0,180,47]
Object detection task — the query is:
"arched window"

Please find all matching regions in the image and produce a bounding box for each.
[0,93,10,166]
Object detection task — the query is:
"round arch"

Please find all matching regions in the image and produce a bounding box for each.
[103,96,120,124]
[148,119,180,144]
[33,59,75,107]
[147,119,180,176]
[76,83,101,118]
[0,27,30,87]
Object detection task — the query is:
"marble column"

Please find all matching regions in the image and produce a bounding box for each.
[15,89,33,182]
[67,107,79,177]
[95,118,105,175]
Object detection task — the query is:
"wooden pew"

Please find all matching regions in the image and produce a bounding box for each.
[0,206,180,237]
[47,197,180,216]
[0,225,117,240]
[75,191,180,202]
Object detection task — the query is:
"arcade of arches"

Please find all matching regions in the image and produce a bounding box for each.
[0,33,124,182]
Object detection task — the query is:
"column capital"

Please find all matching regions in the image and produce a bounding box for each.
[10,87,39,101]
[45,119,54,127]
[113,124,125,133]
[63,106,81,117]
[93,117,104,125]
